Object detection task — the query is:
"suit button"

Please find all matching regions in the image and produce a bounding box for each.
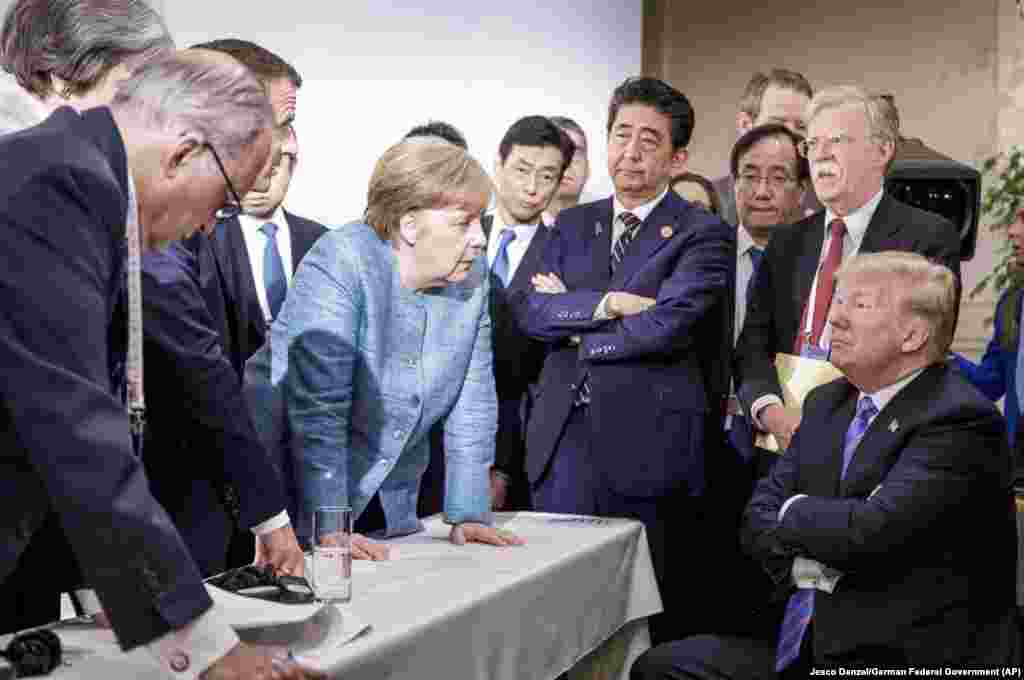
[169,651,190,673]
[410,395,420,406]
[393,430,404,440]
[406,358,418,367]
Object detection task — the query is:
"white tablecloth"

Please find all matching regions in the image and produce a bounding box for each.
[32,512,663,680]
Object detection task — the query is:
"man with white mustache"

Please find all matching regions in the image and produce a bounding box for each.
[734,84,960,458]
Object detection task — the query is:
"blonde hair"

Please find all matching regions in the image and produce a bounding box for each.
[834,251,957,361]
[365,136,492,241]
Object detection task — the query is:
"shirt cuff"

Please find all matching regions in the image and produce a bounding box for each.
[146,605,239,680]
[593,293,614,321]
[251,510,290,536]
[778,494,808,521]
[750,394,784,431]
[74,589,103,616]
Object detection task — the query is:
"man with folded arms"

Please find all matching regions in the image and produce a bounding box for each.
[633,251,1019,677]
[0,50,318,679]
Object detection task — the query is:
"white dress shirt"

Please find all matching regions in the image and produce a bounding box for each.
[239,207,295,324]
[751,185,886,428]
[734,224,761,345]
[593,187,670,320]
[485,210,543,283]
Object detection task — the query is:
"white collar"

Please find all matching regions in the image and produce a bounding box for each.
[825,185,884,243]
[736,223,761,257]
[239,205,287,234]
[613,186,669,224]
[860,366,926,414]
[491,209,543,236]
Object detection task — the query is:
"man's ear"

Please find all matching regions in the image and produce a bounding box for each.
[399,213,418,245]
[901,317,929,355]
[164,136,203,181]
[669,147,689,179]
[736,111,754,137]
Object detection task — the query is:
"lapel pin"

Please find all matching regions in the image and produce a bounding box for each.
[888,419,899,433]
[660,225,673,239]
[595,221,604,236]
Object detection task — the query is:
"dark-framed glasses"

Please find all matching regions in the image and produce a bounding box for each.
[736,171,797,193]
[797,134,857,158]
[205,142,243,220]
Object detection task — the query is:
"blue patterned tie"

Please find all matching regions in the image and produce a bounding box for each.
[776,394,878,671]
[575,212,643,407]
[746,246,764,305]
[492,228,517,287]
[260,221,287,320]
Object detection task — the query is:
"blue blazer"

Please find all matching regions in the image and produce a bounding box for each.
[517,191,735,498]
[245,222,496,542]
[954,289,1020,444]
[0,107,209,648]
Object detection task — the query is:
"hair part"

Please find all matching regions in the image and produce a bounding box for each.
[607,76,694,150]
[110,51,273,171]
[497,115,575,179]
[365,136,493,241]
[834,251,957,362]
[189,38,301,88]
[730,122,809,183]
[404,120,468,149]
[1,0,173,98]
[738,68,813,120]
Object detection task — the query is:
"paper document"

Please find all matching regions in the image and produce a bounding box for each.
[755,353,843,452]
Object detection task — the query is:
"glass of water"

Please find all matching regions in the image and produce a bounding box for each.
[311,506,352,603]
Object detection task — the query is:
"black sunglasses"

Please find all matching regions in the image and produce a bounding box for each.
[204,143,244,221]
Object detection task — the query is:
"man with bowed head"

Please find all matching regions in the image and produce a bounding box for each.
[0,49,321,679]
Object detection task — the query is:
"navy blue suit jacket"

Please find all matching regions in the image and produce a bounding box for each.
[743,364,1018,665]
[139,242,287,576]
[518,191,735,498]
[0,107,210,648]
[194,211,326,379]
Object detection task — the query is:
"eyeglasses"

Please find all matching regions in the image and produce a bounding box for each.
[797,134,858,158]
[205,143,243,220]
[736,171,797,192]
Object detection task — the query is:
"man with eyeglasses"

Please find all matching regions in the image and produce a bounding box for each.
[712,68,820,226]
[734,85,960,458]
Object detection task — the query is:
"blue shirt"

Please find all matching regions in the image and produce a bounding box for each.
[245,221,496,541]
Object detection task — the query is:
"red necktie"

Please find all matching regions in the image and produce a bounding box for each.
[795,218,846,352]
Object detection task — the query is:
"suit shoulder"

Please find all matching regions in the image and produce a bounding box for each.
[284,209,328,236]
[802,375,853,415]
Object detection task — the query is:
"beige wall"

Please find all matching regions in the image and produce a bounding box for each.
[644,0,1024,354]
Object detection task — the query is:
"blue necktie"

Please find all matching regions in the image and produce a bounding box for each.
[746,246,764,305]
[492,228,517,287]
[260,221,287,320]
[1016,301,1024,411]
[776,394,877,671]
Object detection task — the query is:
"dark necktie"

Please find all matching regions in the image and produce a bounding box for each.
[776,393,878,670]
[611,211,642,274]
[260,221,287,321]
[795,218,846,353]
[492,229,517,287]
[746,246,764,305]
[575,211,644,407]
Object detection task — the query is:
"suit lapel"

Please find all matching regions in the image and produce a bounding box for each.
[857,193,900,254]
[793,213,826,313]
[839,365,942,497]
[811,381,858,496]
[588,198,614,288]
[508,221,550,291]
[220,217,264,347]
[284,209,311,270]
[609,192,683,289]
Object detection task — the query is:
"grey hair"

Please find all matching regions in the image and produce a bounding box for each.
[1,0,173,98]
[834,251,957,362]
[806,84,899,148]
[109,52,274,167]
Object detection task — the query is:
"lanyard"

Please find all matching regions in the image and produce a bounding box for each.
[125,178,146,455]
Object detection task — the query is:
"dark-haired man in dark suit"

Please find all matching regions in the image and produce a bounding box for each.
[633,251,1018,678]
[519,77,734,643]
[734,84,960,458]
[483,115,574,510]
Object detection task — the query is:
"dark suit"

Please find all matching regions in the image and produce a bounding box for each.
[0,107,210,647]
[519,190,735,641]
[632,363,1019,678]
[139,242,288,576]
[735,194,961,419]
[194,211,326,379]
